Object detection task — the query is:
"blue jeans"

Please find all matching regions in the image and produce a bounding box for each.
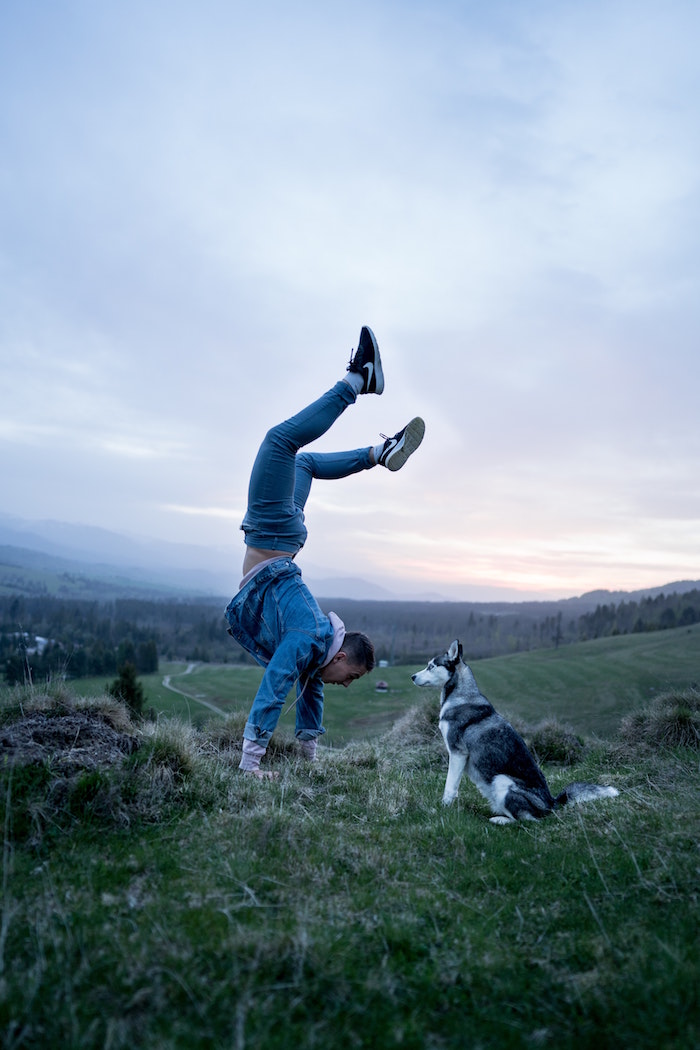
[240,380,372,553]
[227,380,374,745]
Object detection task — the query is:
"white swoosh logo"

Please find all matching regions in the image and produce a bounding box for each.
[363,362,374,387]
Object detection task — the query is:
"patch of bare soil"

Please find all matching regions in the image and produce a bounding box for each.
[1,710,138,773]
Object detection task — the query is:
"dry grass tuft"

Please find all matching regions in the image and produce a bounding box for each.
[0,680,135,734]
[617,687,700,752]
[525,719,585,766]
[382,700,441,749]
[138,720,200,778]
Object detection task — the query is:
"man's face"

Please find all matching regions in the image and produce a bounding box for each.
[319,652,367,688]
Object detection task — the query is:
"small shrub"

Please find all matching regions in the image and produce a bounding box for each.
[108,662,145,719]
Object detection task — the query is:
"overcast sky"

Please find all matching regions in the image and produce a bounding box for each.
[2,0,699,601]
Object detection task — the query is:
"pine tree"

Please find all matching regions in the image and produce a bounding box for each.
[109,661,145,718]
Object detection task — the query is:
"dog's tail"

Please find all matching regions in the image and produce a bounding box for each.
[554,782,619,808]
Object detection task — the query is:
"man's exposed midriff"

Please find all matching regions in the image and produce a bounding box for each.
[242,546,294,576]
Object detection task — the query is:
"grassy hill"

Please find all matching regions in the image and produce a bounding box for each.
[1,630,698,1048]
[70,620,700,741]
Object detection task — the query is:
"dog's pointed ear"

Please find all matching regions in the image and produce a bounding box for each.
[448,639,461,663]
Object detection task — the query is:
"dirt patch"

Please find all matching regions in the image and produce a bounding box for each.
[1,710,138,773]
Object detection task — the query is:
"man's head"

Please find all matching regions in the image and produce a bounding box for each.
[319,630,375,687]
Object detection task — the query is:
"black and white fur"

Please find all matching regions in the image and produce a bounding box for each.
[412,640,619,824]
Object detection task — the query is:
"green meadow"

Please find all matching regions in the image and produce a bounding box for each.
[72,619,700,740]
[1,624,698,1049]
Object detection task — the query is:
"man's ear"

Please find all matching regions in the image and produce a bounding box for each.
[333,650,348,664]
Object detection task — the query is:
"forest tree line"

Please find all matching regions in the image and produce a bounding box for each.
[2,587,698,686]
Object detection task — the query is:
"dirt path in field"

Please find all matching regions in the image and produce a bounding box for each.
[162,663,228,717]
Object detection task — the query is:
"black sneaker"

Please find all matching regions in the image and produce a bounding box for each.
[347,326,384,394]
[377,417,425,471]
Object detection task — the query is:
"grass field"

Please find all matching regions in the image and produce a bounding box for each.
[71,621,700,742]
[2,626,698,1049]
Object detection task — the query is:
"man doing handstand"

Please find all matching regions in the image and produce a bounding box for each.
[225,327,425,778]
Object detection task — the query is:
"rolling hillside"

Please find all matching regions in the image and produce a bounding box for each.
[68,619,700,742]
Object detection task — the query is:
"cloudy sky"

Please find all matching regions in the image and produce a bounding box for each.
[2,0,699,601]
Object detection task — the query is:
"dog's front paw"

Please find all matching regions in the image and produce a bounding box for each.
[442,794,456,806]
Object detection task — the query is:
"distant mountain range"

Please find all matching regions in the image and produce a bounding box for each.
[0,513,460,601]
[1,512,698,609]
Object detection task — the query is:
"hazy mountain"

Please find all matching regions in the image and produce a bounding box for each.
[0,513,452,601]
[0,512,697,607]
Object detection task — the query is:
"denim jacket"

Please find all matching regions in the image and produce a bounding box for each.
[225,558,334,671]
[224,558,337,744]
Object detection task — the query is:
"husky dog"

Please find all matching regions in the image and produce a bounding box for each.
[412,640,619,824]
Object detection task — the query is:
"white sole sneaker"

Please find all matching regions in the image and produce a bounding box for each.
[378,417,425,471]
